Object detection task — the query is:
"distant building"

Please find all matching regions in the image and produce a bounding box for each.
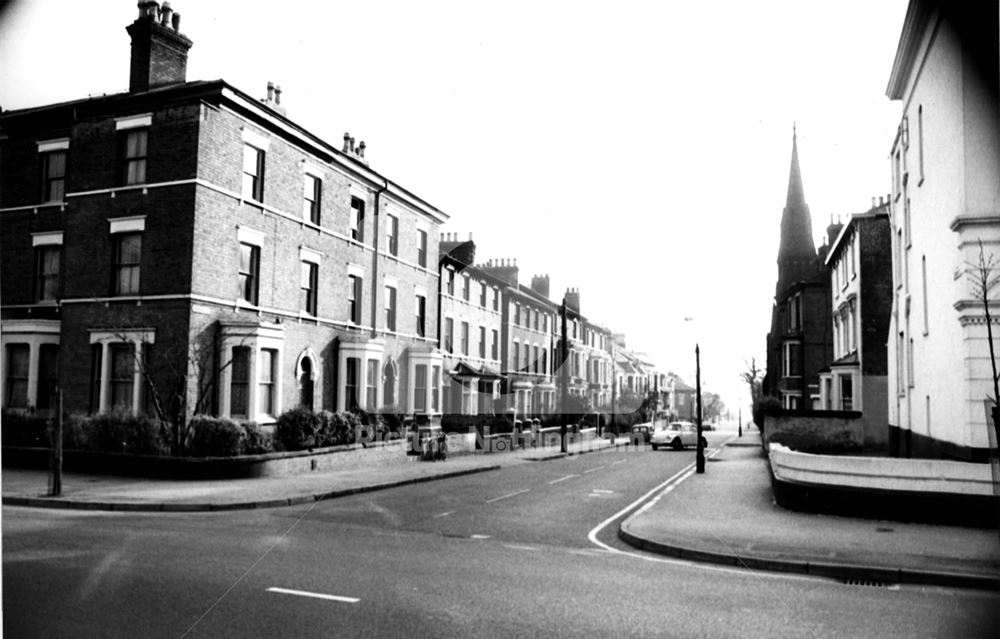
[0,3,448,424]
[437,235,505,415]
[667,373,696,421]
[475,260,558,417]
[819,202,893,446]
[885,0,999,460]
[763,128,834,409]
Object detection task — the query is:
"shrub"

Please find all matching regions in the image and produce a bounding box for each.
[754,396,782,432]
[379,408,406,437]
[62,413,91,450]
[1,411,52,447]
[240,421,271,455]
[84,410,170,455]
[275,406,323,450]
[186,416,245,457]
[317,410,356,447]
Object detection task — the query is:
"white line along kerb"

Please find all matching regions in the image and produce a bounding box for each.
[267,587,360,604]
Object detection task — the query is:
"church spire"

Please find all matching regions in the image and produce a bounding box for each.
[785,122,806,211]
[776,124,818,294]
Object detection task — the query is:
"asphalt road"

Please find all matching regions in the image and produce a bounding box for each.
[4,435,999,638]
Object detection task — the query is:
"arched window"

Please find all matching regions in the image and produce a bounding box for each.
[383,359,396,409]
[298,356,314,410]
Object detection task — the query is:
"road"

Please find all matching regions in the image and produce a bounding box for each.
[4,434,998,638]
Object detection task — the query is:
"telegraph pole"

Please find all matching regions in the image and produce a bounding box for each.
[560,298,569,454]
[695,344,705,474]
[610,339,618,438]
[50,387,63,496]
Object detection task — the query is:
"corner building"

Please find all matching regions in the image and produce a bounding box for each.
[0,3,447,425]
[884,0,999,459]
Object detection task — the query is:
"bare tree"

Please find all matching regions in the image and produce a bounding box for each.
[108,320,245,454]
[741,357,763,405]
[966,239,1000,444]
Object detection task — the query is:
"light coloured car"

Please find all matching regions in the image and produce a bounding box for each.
[650,421,708,451]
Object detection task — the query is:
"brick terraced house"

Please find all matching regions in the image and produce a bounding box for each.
[437,235,506,415]
[0,2,448,425]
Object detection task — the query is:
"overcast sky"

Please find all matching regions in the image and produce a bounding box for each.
[0,0,910,414]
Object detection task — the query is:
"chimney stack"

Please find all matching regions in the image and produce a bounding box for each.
[127,1,193,93]
[479,258,519,286]
[564,288,580,313]
[530,274,550,299]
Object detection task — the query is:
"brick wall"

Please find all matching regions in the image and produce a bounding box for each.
[763,409,864,453]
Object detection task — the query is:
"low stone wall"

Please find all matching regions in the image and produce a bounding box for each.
[768,443,999,527]
[2,440,417,480]
[763,409,864,453]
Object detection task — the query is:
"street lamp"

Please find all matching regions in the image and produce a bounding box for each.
[695,344,705,473]
[684,317,705,474]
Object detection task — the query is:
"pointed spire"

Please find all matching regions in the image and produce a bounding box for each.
[786,123,805,210]
[775,124,819,294]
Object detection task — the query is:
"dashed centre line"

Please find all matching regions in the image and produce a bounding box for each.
[432,510,455,518]
[486,488,531,504]
[548,474,579,485]
[583,465,607,474]
[267,587,360,604]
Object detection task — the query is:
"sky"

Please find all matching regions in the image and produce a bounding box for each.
[0,0,910,415]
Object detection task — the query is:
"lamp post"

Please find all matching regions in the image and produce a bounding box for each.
[560,298,568,454]
[695,344,705,474]
[610,338,618,438]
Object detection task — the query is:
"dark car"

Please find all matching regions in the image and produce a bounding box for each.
[631,423,652,443]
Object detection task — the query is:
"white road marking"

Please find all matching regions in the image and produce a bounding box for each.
[486,488,530,504]
[611,459,627,465]
[548,474,579,485]
[591,489,614,494]
[432,510,455,518]
[583,465,606,474]
[584,439,825,582]
[267,587,360,604]
[470,534,491,540]
[503,544,539,552]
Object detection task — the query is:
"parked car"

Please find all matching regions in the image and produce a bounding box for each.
[631,423,652,443]
[650,421,708,451]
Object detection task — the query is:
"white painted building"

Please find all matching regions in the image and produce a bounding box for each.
[885,0,999,460]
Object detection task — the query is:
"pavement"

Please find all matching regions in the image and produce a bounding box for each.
[4,428,999,590]
[620,429,1000,591]
[0,436,621,511]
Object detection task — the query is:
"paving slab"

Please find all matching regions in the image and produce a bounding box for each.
[620,431,1000,590]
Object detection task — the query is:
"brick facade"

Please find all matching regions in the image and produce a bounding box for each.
[0,5,446,426]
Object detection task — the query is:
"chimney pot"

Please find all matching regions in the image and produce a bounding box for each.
[127,0,192,93]
[274,85,282,105]
[267,82,274,101]
[358,141,366,157]
[349,136,355,153]
[171,11,181,30]
[343,133,350,153]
